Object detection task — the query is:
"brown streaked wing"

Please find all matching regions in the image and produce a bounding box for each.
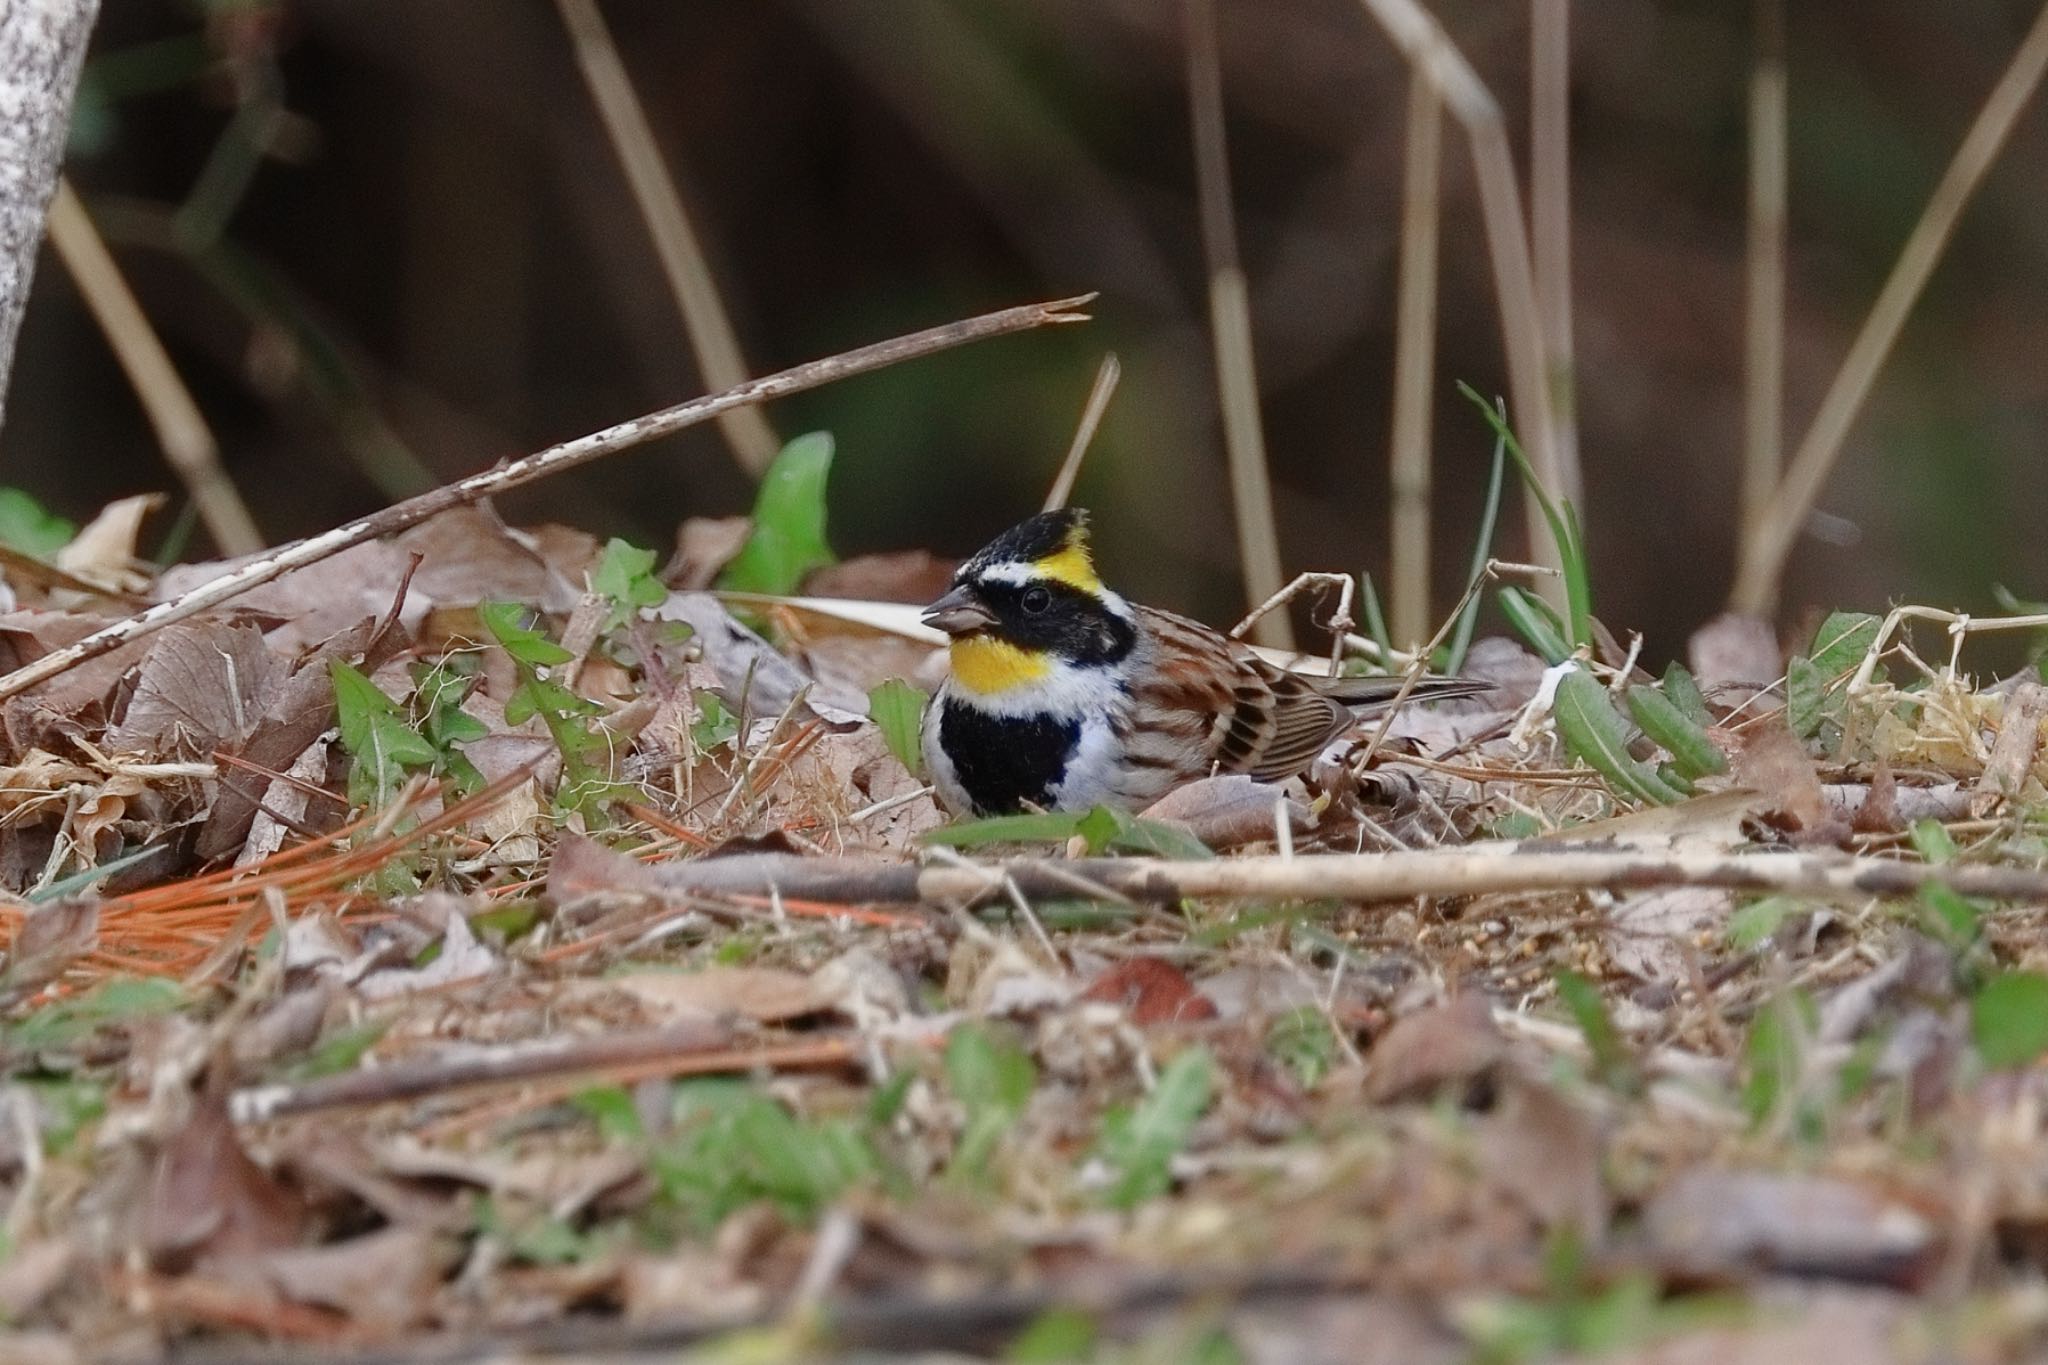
[1132,606,1348,783]
[1240,661,1350,780]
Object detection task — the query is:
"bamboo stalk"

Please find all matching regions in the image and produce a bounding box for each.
[1388,72,1443,647]
[1732,1,2048,613]
[1530,0,1577,488]
[555,0,782,477]
[1184,0,1293,651]
[1739,0,1788,561]
[45,181,264,557]
[1354,0,1572,599]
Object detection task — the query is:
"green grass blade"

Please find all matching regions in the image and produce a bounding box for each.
[1626,684,1728,778]
[1443,430,1508,674]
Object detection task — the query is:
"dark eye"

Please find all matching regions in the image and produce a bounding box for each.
[1021,586,1052,614]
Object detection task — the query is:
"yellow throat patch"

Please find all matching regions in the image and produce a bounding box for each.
[949,635,1051,696]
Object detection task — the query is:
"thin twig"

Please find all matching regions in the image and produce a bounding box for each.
[561,834,2048,908]
[1043,352,1121,512]
[1732,2,2048,613]
[1739,0,1787,561]
[0,294,1093,703]
[45,180,263,556]
[229,1026,861,1123]
[554,0,781,476]
[1184,0,1292,651]
[1388,70,1442,647]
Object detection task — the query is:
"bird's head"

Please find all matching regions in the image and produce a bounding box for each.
[923,509,1137,696]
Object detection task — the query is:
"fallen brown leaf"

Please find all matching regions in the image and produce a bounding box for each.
[1079,957,1219,1025]
[1364,995,1503,1103]
[565,965,834,1025]
[1643,1168,1939,1286]
[142,1086,306,1272]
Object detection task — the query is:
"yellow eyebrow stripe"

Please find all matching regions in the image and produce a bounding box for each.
[949,636,1051,695]
[1033,542,1101,593]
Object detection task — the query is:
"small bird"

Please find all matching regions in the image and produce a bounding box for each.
[919,508,1485,816]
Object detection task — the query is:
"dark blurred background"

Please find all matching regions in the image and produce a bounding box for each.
[7,1,2048,663]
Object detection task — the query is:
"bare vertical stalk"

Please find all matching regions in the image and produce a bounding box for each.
[1353,0,1569,598]
[0,0,100,429]
[1043,353,1121,513]
[46,181,264,556]
[1732,1,2048,614]
[1739,0,1787,567]
[555,0,782,477]
[1530,0,1577,484]
[1388,73,1443,646]
[1184,0,1293,651]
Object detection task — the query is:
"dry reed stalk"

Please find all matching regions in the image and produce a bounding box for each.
[1354,0,1571,599]
[45,181,264,556]
[1740,0,1788,558]
[1732,2,2048,613]
[1388,71,1443,646]
[554,0,782,477]
[1043,353,1122,513]
[1530,0,1577,485]
[1184,0,1293,651]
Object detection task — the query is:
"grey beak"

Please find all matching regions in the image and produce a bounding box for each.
[922,584,996,636]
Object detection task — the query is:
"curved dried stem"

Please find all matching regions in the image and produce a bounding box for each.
[46,181,264,556]
[1733,2,2048,613]
[555,0,782,477]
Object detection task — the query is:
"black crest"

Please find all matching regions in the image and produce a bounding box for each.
[961,508,1089,575]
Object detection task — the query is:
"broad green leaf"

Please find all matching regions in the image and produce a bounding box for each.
[1972,971,2048,1068]
[1808,610,1882,680]
[477,600,574,667]
[591,537,667,628]
[1660,661,1710,724]
[1910,818,1959,864]
[947,1023,1037,1115]
[1084,805,1215,861]
[1097,1047,1214,1208]
[1784,655,1824,739]
[1554,668,1687,805]
[0,489,75,557]
[571,1085,646,1142]
[689,691,737,751]
[1266,1006,1338,1089]
[1626,684,1727,778]
[867,678,927,773]
[1916,882,1980,953]
[718,431,838,594]
[1725,896,1801,950]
